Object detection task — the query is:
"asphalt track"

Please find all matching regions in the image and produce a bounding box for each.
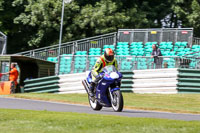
[0,97,200,121]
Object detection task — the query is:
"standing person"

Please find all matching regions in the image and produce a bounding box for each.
[88,48,118,96]
[151,44,163,69]
[2,63,19,90]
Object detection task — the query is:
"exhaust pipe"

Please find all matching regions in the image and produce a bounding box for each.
[82,80,89,93]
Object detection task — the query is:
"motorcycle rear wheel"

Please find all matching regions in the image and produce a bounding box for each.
[111,90,124,112]
[88,96,102,111]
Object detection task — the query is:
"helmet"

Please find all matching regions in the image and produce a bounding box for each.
[104,48,114,62]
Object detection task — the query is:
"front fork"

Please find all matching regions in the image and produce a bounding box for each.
[109,87,120,105]
[108,88,114,102]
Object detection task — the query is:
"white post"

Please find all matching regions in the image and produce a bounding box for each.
[57,0,72,75]
[0,31,7,55]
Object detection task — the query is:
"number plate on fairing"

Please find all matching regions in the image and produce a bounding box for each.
[102,82,106,85]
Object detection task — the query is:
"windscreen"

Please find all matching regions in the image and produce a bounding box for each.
[103,65,117,74]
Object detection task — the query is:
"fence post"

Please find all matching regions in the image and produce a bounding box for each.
[113,33,117,46]
[175,29,178,43]
[30,50,33,57]
[72,41,76,54]
[145,30,148,44]
[189,29,193,47]
[32,50,35,57]
[75,41,78,54]
[159,29,163,43]
[193,37,195,45]
[117,31,120,42]
[0,32,7,55]
[56,55,61,75]
[71,55,75,73]
[130,29,134,44]
[86,55,89,71]
[2,36,7,55]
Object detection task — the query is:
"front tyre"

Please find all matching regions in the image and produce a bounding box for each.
[111,90,124,112]
[88,96,102,111]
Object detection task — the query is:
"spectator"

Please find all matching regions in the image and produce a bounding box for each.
[151,44,163,69]
[2,63,19,88]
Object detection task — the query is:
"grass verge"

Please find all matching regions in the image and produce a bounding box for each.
[7,93,200,114]
[0,108,200,133]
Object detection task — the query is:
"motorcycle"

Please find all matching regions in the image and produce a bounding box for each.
[82,65,124,112]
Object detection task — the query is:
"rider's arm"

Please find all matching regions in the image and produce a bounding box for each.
[113,59,118,71]
[91,58,103,78]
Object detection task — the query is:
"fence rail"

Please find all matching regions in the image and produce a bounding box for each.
[17,32,117,59]
[56,55,193,75]
[193,37,200,45]
[16,28,195,60]
[118,28,193,47]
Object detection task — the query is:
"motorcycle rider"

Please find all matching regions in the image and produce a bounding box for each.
[88,48,118,96]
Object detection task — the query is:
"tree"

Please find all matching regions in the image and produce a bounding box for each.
[187,0,200,37]
[1,0,198,54]
[172,0,200,36]
[0,0,32,53]
[73,0,129,37]
[13,0,80,49]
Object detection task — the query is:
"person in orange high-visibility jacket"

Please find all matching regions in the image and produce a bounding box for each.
[88,48,118,96]
[2,63,19,86]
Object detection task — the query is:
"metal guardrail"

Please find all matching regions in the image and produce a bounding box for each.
[178,68,200,93]
[17,32,117,59]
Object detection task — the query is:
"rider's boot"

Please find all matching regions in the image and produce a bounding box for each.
[88,82,95,97]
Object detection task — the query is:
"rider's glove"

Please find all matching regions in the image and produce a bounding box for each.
[96,73,104,80]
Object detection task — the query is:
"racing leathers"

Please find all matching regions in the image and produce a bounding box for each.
[88,55,118,96]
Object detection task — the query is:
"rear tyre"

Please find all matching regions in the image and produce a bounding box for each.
[88,96,102,111]
[111,90,123,112]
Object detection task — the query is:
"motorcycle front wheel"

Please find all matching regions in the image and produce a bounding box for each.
[88,96,102,111]
[111,90,124,112]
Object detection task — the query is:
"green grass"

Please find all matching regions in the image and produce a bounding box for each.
[0,109,200,133]
[8,93,200,114]
[124,93,200,114]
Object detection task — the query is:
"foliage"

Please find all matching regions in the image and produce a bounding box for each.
[13,0,80,48]
[0,0,200,53]
[173,0,200,36]
[74,0,129,37]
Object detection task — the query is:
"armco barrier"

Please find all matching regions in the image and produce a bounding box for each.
[24,76,60,93]
[57,73,85,94]
[126,68,178,94]
[24,73,88,93]
[24,71,134,93]
[24,69,178,94]
[177,69,200,93]
[120,71,134,92]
